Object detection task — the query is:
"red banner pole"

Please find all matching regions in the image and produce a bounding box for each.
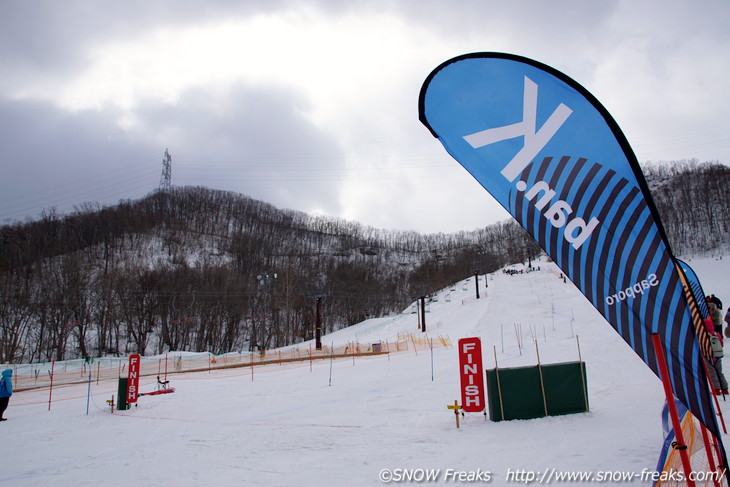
[702,360,728,434]
[699,421,721,487]
[652,334,696,487]
[700,364,730,486]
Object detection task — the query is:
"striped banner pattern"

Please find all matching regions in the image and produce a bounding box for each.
[508,155,717,433]
[677,259,712,320]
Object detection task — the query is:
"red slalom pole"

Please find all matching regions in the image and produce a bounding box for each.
[652,334,696,487]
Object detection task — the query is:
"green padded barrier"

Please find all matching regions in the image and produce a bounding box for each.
[485,361,588,421]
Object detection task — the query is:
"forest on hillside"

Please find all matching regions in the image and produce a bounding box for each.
[644,160,729,255]
[0,160,727,363]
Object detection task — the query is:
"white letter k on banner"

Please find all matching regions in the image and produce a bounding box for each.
[463,77,573,182]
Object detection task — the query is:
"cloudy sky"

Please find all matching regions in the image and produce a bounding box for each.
[2,0,729,234]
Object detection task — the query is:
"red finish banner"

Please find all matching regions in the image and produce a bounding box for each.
[458,337,485,412]
[127,354,141,404]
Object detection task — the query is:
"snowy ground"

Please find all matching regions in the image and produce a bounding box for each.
[1,255,728,486]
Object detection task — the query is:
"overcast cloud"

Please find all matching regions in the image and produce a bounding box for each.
[1,0,728,233]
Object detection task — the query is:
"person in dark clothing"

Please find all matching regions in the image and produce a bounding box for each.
[0,369,12,421]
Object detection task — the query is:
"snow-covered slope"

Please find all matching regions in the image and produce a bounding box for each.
[2,256,728,486]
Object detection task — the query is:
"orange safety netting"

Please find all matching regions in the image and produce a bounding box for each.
[7,335,452,394]
[657,412,724,487]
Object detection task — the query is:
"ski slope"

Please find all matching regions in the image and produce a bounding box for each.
[1,256,728,486]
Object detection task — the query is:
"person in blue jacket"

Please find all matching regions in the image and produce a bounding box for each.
[0,369,12,421]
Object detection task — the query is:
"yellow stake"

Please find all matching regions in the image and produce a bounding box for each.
[447,400,462,428]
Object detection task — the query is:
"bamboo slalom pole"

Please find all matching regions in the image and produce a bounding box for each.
[535,341,548,417]
[48,360,55,412]
[493,346,504,421]
[576,335,589,412]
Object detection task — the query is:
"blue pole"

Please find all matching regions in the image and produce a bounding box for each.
[86,371,91,415]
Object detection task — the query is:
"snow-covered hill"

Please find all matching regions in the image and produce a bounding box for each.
[1,256,728,486]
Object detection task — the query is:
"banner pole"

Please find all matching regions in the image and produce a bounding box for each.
[698,421,722,487]
[652,334,696,487]
[700,363,730,485]
[702,359,728,434]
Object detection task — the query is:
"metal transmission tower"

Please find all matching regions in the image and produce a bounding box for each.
[159,148,172,192]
